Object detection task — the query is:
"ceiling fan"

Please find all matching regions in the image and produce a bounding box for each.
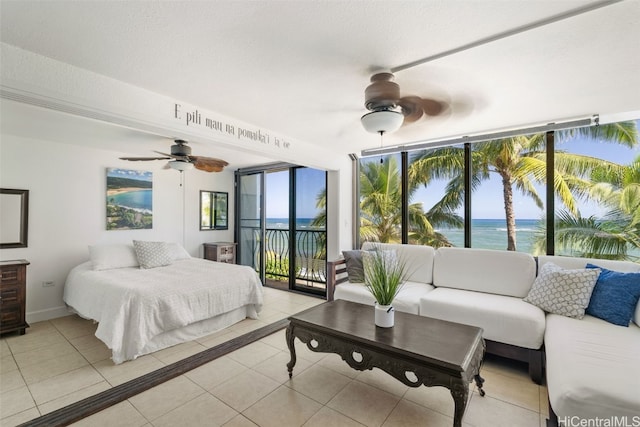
[119,139,229,172]
[361,72,447,134]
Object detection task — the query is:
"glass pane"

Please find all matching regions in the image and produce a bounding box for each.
[359,154,402,243]
[471,134,546,254]
[408,145,464,248]
[551,118,640,261]
[238,173,262,273]
[265,170,290,286]
[200,192,211,228]
[294,167,327,290]
[214,193,228,228]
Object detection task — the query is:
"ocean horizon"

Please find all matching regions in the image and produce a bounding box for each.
[264,217,639,260]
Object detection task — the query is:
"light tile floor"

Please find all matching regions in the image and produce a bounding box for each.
[1,287,549,426]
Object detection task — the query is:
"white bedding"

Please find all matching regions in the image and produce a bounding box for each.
[63,258,263,364]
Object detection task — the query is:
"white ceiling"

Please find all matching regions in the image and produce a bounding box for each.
[1,0,639,168]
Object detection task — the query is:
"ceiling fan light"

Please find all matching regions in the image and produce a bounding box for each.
[361,109,404,134]
[168,160,194,171]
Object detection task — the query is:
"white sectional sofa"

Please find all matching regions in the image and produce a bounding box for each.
[326,243,640,422]
[537,255,640,423]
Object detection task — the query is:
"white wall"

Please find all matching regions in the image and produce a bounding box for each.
[0,134,235,323]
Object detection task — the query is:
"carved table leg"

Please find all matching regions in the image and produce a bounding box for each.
[474,373,485,397]
[450,378,469,427]
[286,323,297,378]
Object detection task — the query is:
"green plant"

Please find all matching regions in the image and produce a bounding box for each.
[363,247,408,306]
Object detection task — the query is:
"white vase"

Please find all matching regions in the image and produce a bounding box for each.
[375,303,395,328]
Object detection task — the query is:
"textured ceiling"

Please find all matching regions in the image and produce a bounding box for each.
[1,0,639,167]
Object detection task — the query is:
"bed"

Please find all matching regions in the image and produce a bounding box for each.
[63,242,263,364]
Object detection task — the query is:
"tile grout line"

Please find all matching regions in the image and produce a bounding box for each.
[16,318,290,427]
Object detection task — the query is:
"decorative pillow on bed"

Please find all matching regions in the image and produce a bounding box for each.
[524,262,600,319]
[133,240,173,269]
[166,242,192,260]
[89,244,139,270]
[585,263,640,326]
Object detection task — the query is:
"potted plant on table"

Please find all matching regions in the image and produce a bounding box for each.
[362,247,408,328]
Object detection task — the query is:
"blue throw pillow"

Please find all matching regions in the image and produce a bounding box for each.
[585,263,640,326]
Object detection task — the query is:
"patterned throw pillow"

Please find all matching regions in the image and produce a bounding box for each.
[133,240,173,269]
[524,262,600,319]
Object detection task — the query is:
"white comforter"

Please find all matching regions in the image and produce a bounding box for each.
[64,258,263,363]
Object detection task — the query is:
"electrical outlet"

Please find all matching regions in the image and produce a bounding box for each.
[42,281,55,288]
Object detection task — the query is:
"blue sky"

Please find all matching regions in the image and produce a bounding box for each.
[413,120,640,219]
[266,168,326,218]
[266,120,640,219]
[107,168,153,181]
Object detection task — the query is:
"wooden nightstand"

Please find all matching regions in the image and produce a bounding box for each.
[203,242,237,264]
[0,259,30,335]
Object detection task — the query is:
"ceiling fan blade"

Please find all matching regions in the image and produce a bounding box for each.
[191,156,229,172]
[153,150,186,160]
[119,156,171,161]
[421,98,445,116]
[398,96,424,124]
[193,163,222,173]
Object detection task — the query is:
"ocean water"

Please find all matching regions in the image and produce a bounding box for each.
[266,218,319,229]
[108,190,153,212]
[266,217,639,260]
[438,218,541,253]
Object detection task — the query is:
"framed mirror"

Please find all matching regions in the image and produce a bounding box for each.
[0,188,29,248]
[200,191,228,230]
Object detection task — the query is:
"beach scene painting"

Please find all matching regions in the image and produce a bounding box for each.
[106,168,153,230]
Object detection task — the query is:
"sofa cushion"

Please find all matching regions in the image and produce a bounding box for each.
[585,264,640,327]
[361,242,435,284]
[545,313,640,419]
[433,247,536,298]
[537,255,640,273]
[524,262,600,319]
[334,280,434,315]
[342,250,366,283]
[419,288,545,349]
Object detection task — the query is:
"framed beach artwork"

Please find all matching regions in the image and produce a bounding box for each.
[106,168,153,230]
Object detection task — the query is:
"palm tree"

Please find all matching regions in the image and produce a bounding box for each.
[534,156,640,261]
[359,156,462,246]
[411,122,638,251]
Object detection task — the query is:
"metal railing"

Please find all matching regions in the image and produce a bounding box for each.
[263,228,327,285]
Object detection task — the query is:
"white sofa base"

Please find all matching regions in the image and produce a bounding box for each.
[545,314,640,420]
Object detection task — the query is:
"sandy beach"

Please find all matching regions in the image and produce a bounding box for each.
[107,187,148,196]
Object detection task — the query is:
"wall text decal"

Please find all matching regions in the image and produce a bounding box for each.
[173,103,291,149]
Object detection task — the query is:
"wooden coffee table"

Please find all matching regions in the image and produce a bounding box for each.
[286,300,485,427]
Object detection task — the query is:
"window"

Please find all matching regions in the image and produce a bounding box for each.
[200,191,228,230]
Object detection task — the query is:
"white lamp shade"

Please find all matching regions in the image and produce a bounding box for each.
[361,109,404,134]
[168,160,194,171]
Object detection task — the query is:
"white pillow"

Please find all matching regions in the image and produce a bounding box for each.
[524,262,600,319]
[166,242,191,260]
[133,240,173,269]
[89,244,140,270]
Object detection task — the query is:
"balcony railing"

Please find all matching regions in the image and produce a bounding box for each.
[262,227,327,285]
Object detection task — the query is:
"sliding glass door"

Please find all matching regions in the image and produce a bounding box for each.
[236,164,327,297]
[236,172,265,283]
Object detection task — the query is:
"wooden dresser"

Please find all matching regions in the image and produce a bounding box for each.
[203,242,237,264]
[0,259,30,335]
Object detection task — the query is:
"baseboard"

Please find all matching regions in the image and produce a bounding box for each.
[26,306,71,324]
